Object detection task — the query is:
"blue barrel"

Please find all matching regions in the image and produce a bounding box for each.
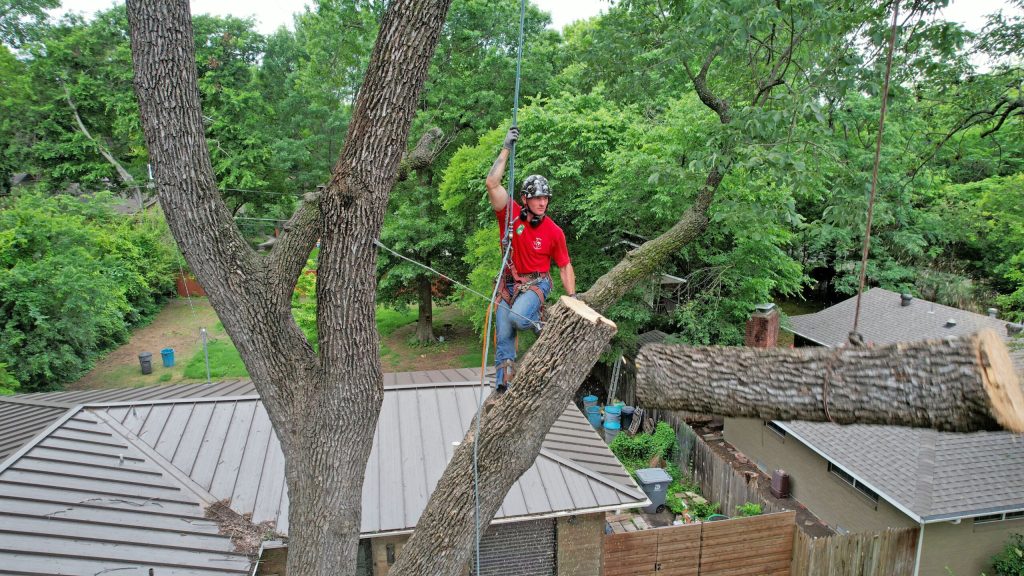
[585,406,602,430]
[583,395,599,410]
[604,420,621,443]
[160,348,175,368]
[604,404,622,426]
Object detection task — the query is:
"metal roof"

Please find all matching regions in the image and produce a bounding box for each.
[0,409,251,575]
[775,289,1024,522]
[0,369,645,573]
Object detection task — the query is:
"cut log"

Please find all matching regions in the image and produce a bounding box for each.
[636,329,1024,433]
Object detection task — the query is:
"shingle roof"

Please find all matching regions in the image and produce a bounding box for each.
[0,369,645,573]
[777,289,1024,522]
[788,287,1017,348]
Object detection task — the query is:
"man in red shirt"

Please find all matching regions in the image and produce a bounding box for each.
[485,127,576,392]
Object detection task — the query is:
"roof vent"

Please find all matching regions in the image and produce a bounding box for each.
[900,293,913,307]
[1008,323,1023,336]
[945,318,957,328]
[988,308,999,318]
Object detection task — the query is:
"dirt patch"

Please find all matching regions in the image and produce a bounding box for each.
[71,298,220,390]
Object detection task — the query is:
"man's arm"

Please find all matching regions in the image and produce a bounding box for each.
[559,262,576,297]
[485,127,519,212]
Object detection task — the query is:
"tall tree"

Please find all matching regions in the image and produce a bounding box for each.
[127,0,450,574]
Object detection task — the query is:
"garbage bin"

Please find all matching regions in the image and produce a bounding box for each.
[138,352,153,375]
[160,348,175,368]
[636,467,673,513]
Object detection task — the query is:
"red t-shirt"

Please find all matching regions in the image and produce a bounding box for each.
[495,201,570,274]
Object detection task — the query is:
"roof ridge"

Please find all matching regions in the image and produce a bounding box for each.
[0,395,74,409]
[537,447,645,501]
[92,408,219,507]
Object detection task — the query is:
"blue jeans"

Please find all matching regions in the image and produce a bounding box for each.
[495,277,551,388]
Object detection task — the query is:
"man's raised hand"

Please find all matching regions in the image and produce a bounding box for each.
[503,126,519,150]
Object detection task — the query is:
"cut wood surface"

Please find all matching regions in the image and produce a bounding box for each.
[637,329,1024,433]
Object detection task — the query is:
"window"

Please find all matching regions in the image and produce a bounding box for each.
[828,462,879,503]
[766,421,788,438]
[975,511,1024,524]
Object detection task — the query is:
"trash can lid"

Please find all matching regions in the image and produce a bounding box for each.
[583,395,598,403]
[635,467,673,484]
[138,352,153,359]
[604,404,622,414]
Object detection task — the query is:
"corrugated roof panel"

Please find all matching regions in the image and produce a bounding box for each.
[0,410,251,575]
[172,402,216,475]
[191,402,238,490]
[399,388,430,527]
[208,401,257,499]
[375,391,406,531]
[154,402,195,459]
[231,402,274,514]
[252,431,286,525]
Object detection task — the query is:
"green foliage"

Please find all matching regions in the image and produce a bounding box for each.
[0,191,178,391]
[0,362,19,395]
[735,502,763,517]
[183,339,249,379]
[376,306,418,337]
[991,533,1024,576]
[688,500,721,520]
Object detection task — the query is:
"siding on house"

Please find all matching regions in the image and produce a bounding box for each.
[919,516,1024,576]
[725,417,915,533]
[555,513,604,576]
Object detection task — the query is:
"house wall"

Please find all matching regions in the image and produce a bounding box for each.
[556,513,604,575]
[920,517,1024,576]
[727,417,1023,575]
[724,417,915,533]
[474,518,557,576]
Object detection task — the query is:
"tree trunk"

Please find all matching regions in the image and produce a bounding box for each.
[416,275,435,343]
[389,297,617,574]
[126,1,451,575]
[635,329,1024,433]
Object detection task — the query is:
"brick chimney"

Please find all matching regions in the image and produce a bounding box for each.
[745,303,780,348]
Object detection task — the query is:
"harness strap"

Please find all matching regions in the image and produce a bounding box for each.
[498,259,550,316]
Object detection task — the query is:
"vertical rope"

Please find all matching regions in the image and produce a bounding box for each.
[475,0,528,570]
[852,2,900,339]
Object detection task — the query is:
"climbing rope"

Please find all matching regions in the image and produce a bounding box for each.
[850,1,900,344]
[473,0,529,568]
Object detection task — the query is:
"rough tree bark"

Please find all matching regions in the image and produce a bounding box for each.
[636,329,1024,433]
[126,1,451,575]
[390,297,617,574]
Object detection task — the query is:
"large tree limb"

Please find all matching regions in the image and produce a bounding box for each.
[60,79,143,209]
[390,298,618,575]
[636,329,1024,433]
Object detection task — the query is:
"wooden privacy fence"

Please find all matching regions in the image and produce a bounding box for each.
[604,511,796,576]
[690,436,786,516]
[791,527,919,576]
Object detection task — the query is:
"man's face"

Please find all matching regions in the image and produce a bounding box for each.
[524,195,549,216]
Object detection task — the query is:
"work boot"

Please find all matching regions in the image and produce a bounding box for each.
[496,359,515,394]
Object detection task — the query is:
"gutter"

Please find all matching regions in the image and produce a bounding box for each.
[912,522,925,576]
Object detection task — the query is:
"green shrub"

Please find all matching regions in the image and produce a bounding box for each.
[183,339,249,379]
[0,362,19,395]
[736,502,762,517]
[0,191,178,391]
[688,500,720,520]
[991,533,1024,576]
